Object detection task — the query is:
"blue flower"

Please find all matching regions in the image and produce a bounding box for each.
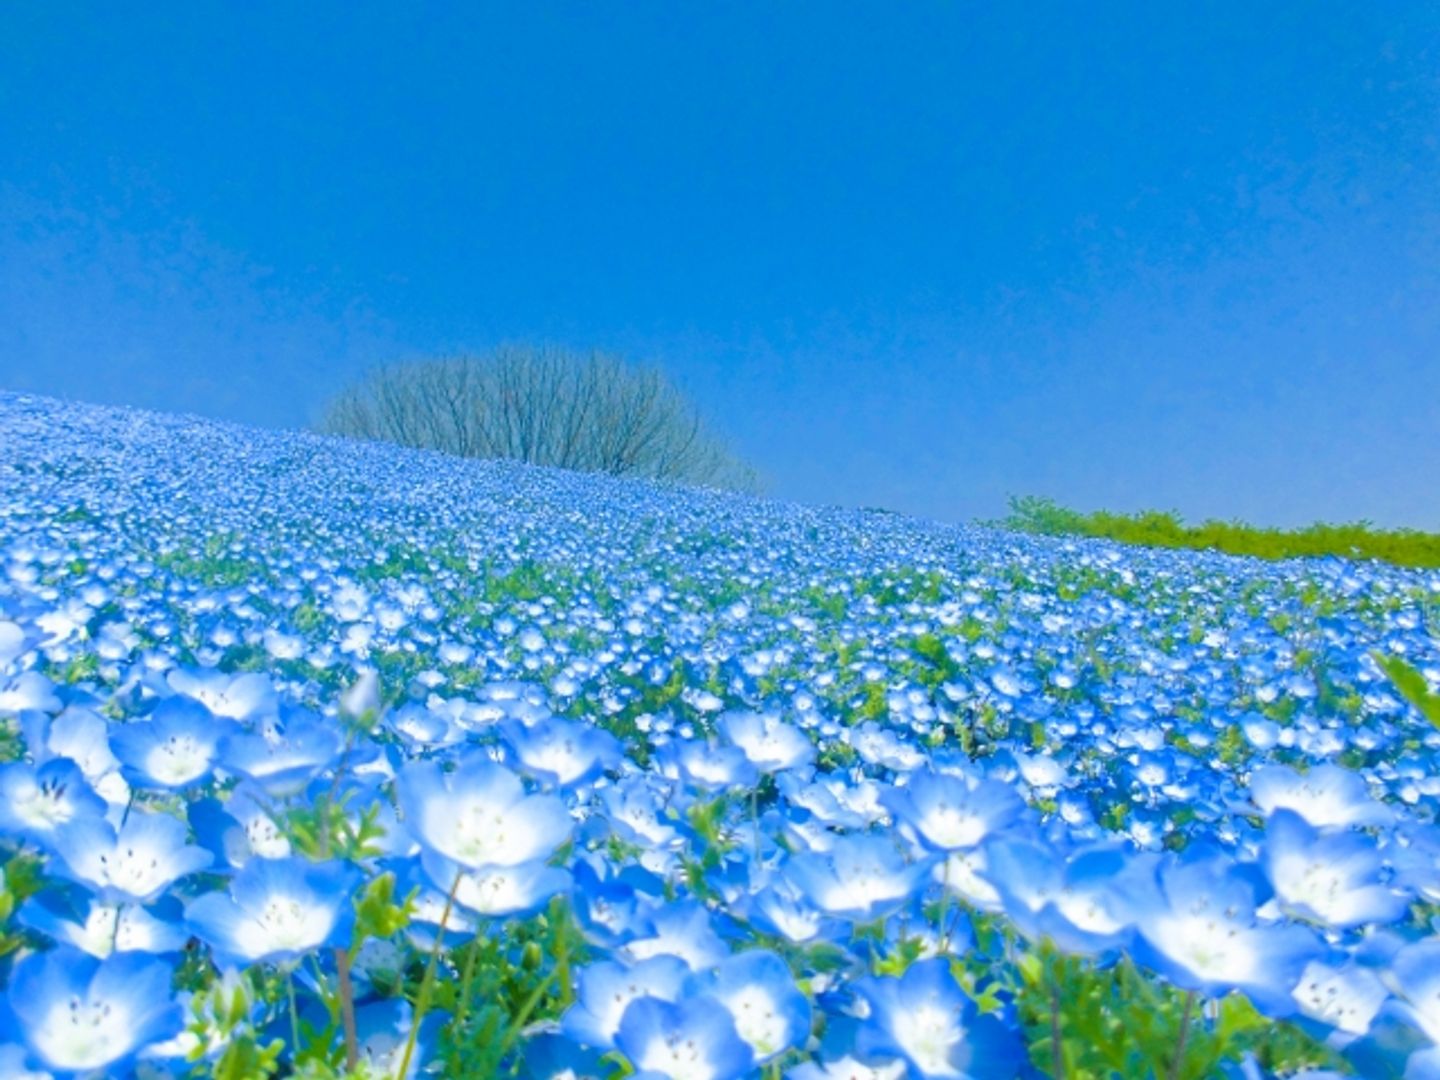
[853,956,1024,1079]
[167,668,279,725]
[1250,765,1392,830]
[109,696,235,790]
[6,947,182,1076]
[0,758,106,847]
[51,811,211,903]
[185,856,360,968]
[502,716,622,787]
[881,769,1026,852]
[562,955,690,1050]
[620,900,730,970]
[981,837,1137,956]
[423,850,571,917]
[655,739,758,793]
[352,999,446,1079]
[1260,809,1409,929]
[720,711,815,773]
[189,784,292,867]
[784,834,931,922]
[218,710,343,796]
[616,993,754,1080]
[396,753,571,871]
[695,949,810,1064]
[18,885,187,956]
[1130,851,1325,1016]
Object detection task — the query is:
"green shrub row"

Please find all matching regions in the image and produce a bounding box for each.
[994,495,1440,569]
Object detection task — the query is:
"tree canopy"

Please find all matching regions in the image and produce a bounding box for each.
[319,346,757,490]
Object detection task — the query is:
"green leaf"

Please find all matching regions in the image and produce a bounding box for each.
[1375,652,1440,728]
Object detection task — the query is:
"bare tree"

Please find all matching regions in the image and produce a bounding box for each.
[319,346,758,490]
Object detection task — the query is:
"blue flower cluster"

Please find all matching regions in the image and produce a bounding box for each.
[0,392,1438,1078]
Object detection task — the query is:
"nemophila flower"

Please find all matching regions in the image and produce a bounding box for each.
[109,696,235,789]
[569,857,657,948]
[218,710,343,796]
[0,617,26,668]
[789,1056,907,1080]
[352,999,446,1080]
[563,956,691,1050]
[0,758,106,846]
[778,773,873,829]
[398,874,480,951]
[719,710,815,773]
[0,670,61,715]
[185,856,360,968]
[519,1030,606,1080]
[339,668,382,721]
[0,1044,49,1080]
[21,708,127,805]
[189,785,291,866]
[1260,810,1409,929]
[396,754,571,870]
[621,900,729,970]
[19,886,187,956]
[655,739,758,793]
[51,811,211,903]
[5,947,182,1076]
[599,775,680,849]
[1129,852,1324,1016]
[853,957,1024,1080]
[746,879,846,945]
[1011,750,1070,795]
[784,833,931,922]
[422,850,570,917]
[850,722,928,771]
[167,667,278,724]
[1385,938,1440,1072]
[694,949,811,1065]
[615,993,753,1080]
[385,702,463,749]
[1249,764,1393,829]
[502,715,623,787]
[881,769,1027,853]
[981,838,1137,956]
[1290,959,1388,1048]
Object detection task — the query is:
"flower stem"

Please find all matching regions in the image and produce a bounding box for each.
[1049,980,1064,1080]
[552,900,574,1009]
[396,873,461,1080]
[938,859,953,952]
[1168,989,1197,1080]
[751,785,761,862]
[335,946,358,1070]
[496,968,560,1060]
[453,933,483,1033]
[287,972,301,1061]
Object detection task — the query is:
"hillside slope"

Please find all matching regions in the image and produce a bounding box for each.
[1,391,1438,1078]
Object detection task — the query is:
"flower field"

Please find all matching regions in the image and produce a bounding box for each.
[2,391,1440,1079]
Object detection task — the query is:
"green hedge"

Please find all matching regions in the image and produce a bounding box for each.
[994,495,1440,569]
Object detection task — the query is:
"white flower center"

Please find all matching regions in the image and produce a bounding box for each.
[637,1030,719,1080]
[35,992,132,1070]
[722,985,787,1058]
[922,803,986,849]
[892,1002,963,1077]
[15,778,75,830]
[148,735,210,784]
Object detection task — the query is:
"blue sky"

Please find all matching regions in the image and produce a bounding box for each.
[3,4,1438,527]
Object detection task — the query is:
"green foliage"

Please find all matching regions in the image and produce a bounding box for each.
[1375,652,1440,727]
[1014,946,1349,1079]
[433,899,587,1077]
[997,495,1440,569]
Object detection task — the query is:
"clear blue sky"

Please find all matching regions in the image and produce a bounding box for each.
[3,4,1438,527]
